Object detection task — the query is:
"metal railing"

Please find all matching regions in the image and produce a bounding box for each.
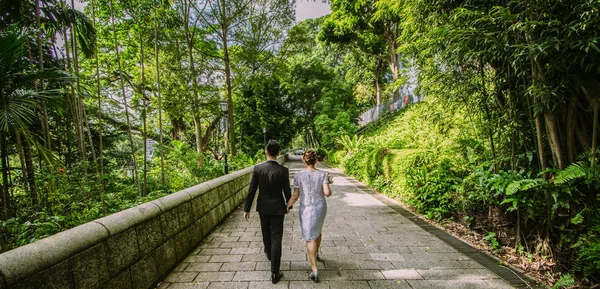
[358,95,423,127]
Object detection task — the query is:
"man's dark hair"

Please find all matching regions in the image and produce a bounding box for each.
[265,139,280,157]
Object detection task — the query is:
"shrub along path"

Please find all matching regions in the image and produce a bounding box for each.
[156,156,535,289]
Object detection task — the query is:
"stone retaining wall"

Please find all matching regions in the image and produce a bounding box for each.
[0,155,287,289]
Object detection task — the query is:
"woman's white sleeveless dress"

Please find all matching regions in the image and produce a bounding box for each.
[293,170,329,241]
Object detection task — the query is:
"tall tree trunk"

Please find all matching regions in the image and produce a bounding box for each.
[193,115,204,167]
[386,25,400,101]
[22,137,38,211]
[375,59,384,106]
[480,59,497,172]
[35,0,51,149]
[91,0,106,213]
[534,98,548,180]
[110,0,140,195]
[63,28,86,169]
[544,110,566,169]
[14,132,30,200]
[0,132,10,220]
[591,100,599,167]
[508,90,516,170]
[222,31,236,155]
[70,0,91,168]
[153,0,165,187]
[140,31,148,197]
[183,0,204,166]
[566,102,577,164]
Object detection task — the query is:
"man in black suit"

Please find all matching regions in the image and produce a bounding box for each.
[243,139,291,284]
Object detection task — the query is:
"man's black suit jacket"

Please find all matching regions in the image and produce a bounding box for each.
[244,160,291,215]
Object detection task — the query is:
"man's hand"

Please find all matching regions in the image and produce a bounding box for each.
[243,212,250,221]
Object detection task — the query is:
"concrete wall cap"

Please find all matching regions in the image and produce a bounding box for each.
[0,221,109,285]
[230,166,253,178]
[185,183,211,199]
[203,174,231,189]
[151,190,192,212]
[94,202,162,236]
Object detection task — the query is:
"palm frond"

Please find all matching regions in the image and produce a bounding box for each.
[0,28,27,79]
[0,89,38,132]
[15,69,74,84]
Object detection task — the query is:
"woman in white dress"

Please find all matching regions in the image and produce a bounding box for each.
[286,150,332,282]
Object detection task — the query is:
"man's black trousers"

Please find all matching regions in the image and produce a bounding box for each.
[259,213,285,274]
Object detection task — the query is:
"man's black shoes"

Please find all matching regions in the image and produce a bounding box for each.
[271,271,283,284]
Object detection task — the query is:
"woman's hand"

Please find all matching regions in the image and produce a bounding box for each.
[286,188,300,213]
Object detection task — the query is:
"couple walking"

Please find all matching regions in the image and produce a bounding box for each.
[243,140,332,284]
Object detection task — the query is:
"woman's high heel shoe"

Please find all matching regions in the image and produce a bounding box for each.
[309,270,318,283]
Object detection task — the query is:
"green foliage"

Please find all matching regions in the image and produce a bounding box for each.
[328,150,347,166]
[409,159,462,220]
[484,232,502,253]
[235,75,295,155]
[571,224,600,281]
[554,162,600,186]
[552,274,575,289]
[336,134,364,154]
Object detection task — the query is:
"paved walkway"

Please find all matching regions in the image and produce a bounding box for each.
[157,158,517,289]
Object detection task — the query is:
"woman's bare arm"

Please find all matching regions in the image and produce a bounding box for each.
[323,183,331,197]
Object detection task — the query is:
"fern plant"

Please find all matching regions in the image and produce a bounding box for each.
[552,273,575,289]
[553,161,599,185]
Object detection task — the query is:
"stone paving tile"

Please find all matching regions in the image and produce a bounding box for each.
[198,248,230,255]
[345,269,385,280]
[239,236,263,242]
[280,253,307,261]
[288,281,329,289]
[391,259,467,270]
[184,262,222,272]
[158,159,516,289]
[280,270,311,281]
[380,269,423,279]
[230,247,262,255]
[163,283,209,289]
[173,263,190,272]
[256,261,291,271]
[241,254,270,262]
[206,281,248,289]
[219,241,250,248]
[208,254,243,262]
[370,253,405,261]
[231,271,271,281]
[193,272,235,282]
[326,280,371,289]
[416,269,499,280]
[248,281,289,289]
[198,242,221,249]
[164,272,199,282]
[367,280,413,289]
[407,279,490,288]
[220,261,256,271]
[183,256,211,263]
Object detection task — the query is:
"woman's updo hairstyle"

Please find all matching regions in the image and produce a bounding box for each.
[303,149,318,166]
